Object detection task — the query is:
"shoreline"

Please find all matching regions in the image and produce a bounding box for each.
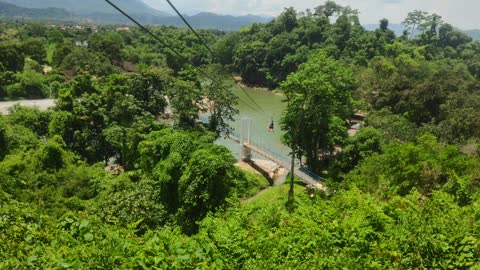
[237,82,285,97]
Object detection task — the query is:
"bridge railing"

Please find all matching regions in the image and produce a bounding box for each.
[246,136,328,183]
[230,129,241,139]
[229,125,328,183]
[299,166,327,182]
[248,136,290,162]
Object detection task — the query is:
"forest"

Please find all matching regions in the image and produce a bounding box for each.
[1,1,480,268]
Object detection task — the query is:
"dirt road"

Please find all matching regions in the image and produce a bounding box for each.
[0,99,55,115]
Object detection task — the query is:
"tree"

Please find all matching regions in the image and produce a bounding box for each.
[127,68,169,116]
[437,89,480,144]
[272,7,298,34]
[438,24,472,48]
[202,65,239,136]
[0,117,7,160]
[402,10,428,39]
[52,42,74,67]
[97,177,167,234]
[0,71,16,100]
[89,32,124,63]
[60,47,115,76]
[232,41,268,85]
[335,127,384,174]
[264,32,297,86]
[379,18,389,31]
[36,138,66,172]
[47,29,64,44]
[54,75,111,163]
[17,70,47,99]
[281,50,353,173]
[22,38,47,63]
[365,109,419,143]
[315,0,341,19]
[168,67,202,129]
[178,145,236,234]
[347,134,473,197]
[48,111,76,147]
[423,13,443,36]
[22,23,47,38]
[7,105,51,136]
[0,42,24,73]
[103,93,144,170]
[213,32,240,65]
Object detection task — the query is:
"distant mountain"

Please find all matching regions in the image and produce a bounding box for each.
[80,12,271,31]
[0,2,74,20]
[464,29,480,41]
[0,0,171,17]
[0,1,270,31]
[163,12,272,30]
[365,23,480,41]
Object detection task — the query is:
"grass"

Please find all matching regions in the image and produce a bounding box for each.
[245,170,270,196]
[238,181,309,229]
[46,43,55,65]
[244,180,306,209]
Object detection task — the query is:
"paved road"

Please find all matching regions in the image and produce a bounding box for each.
[0,99,55,115]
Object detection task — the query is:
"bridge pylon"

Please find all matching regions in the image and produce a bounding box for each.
[239,118,252,162]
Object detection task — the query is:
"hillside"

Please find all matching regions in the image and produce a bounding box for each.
[0,2,73,20]
[0,1,270,31]
[158,12,272,31]
[0,0,170,16]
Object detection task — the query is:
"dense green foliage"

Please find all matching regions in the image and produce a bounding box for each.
[2,1,480,268]
[281,50,353,172]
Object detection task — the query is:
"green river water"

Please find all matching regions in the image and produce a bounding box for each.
[215,86,291,161]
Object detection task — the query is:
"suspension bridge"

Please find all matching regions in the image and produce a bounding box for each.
[226,118,327,190]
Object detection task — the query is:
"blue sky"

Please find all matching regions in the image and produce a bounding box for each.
[143,0,480,29]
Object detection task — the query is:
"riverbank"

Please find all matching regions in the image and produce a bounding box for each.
[237,81,284,97]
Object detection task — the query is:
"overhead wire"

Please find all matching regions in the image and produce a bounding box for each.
[164,0,266,114]
[103,0,260,112]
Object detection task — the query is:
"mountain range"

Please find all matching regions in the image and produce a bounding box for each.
[0,1,73,20]
[0,0,171,17]
[0,0,271,31]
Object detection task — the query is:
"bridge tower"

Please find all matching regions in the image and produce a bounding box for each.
[239,118,252,162]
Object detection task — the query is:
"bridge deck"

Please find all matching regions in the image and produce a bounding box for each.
[228,134,326,190]
[245,143,326,190]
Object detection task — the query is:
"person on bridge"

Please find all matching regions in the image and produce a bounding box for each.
[268,120,274,133]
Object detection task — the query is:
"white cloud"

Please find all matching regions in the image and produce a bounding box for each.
[143,0,480,29]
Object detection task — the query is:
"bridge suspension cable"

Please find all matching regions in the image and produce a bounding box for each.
[164,0,266,114]
[103,0,260,113]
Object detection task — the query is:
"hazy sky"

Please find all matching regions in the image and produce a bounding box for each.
[143,0,480,29]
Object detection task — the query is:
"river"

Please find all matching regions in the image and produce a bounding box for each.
[215,86,291,161]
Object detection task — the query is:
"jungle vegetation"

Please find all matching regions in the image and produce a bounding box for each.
[1,1,480,268]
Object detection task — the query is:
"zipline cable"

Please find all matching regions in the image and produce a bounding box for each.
[103,0,260,113]
[164,0,266,114]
